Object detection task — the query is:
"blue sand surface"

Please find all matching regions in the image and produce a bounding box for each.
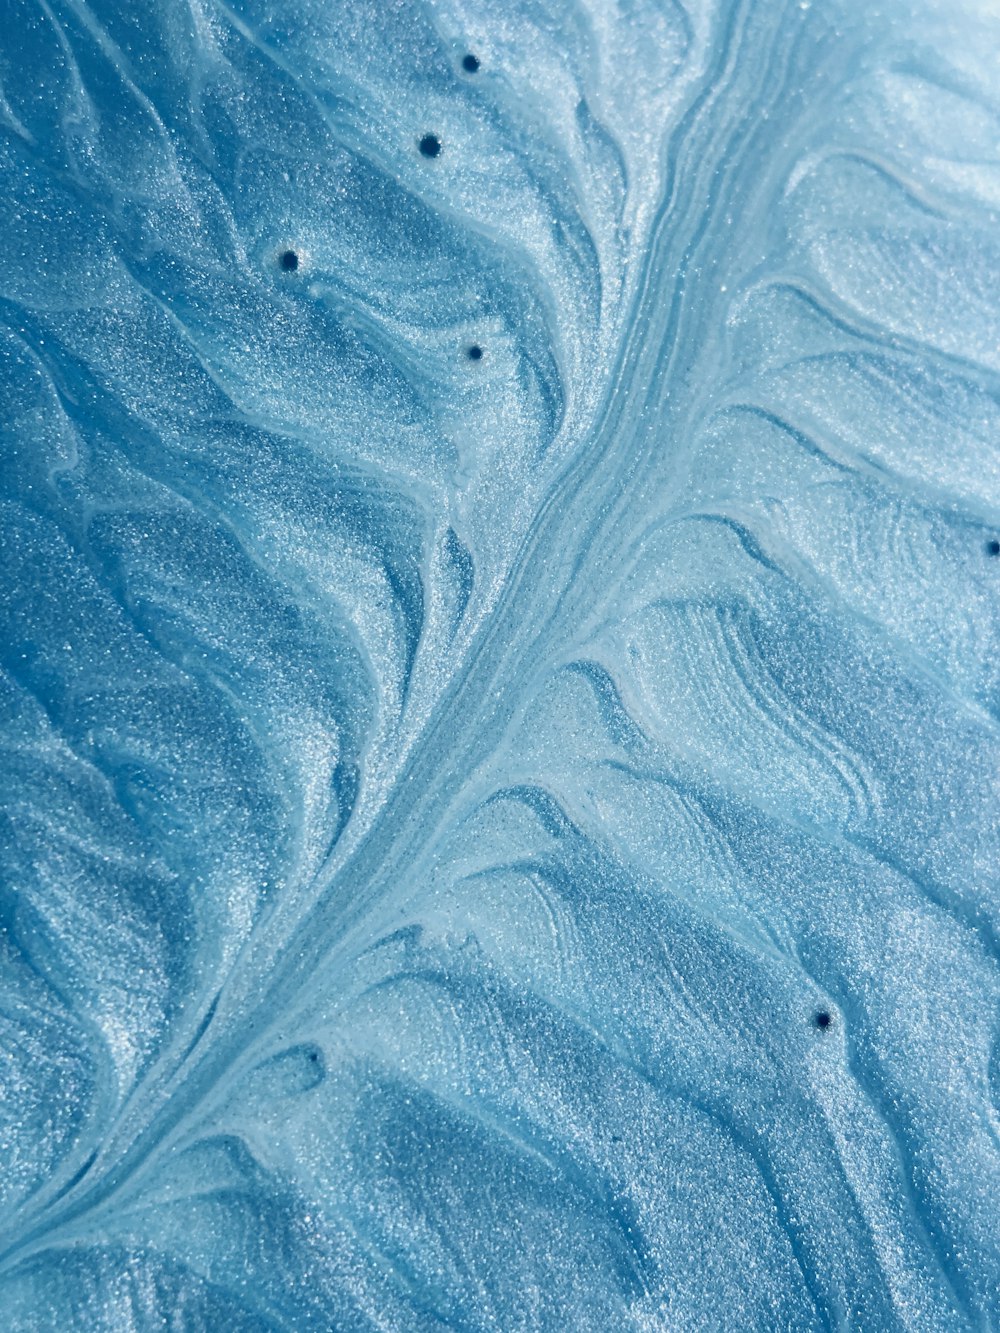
[1,0,1000,1327]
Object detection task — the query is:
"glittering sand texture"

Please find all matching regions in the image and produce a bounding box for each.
[1,1,1000,1327]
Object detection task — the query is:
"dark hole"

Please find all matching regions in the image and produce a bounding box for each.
[279,249,299,272]
[462,53,480,73]
[987,539,1000,557]
[814,1010,832,1030]
[466,344,483,361]
[419,133,442,159]
[308,1050,319,1063]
